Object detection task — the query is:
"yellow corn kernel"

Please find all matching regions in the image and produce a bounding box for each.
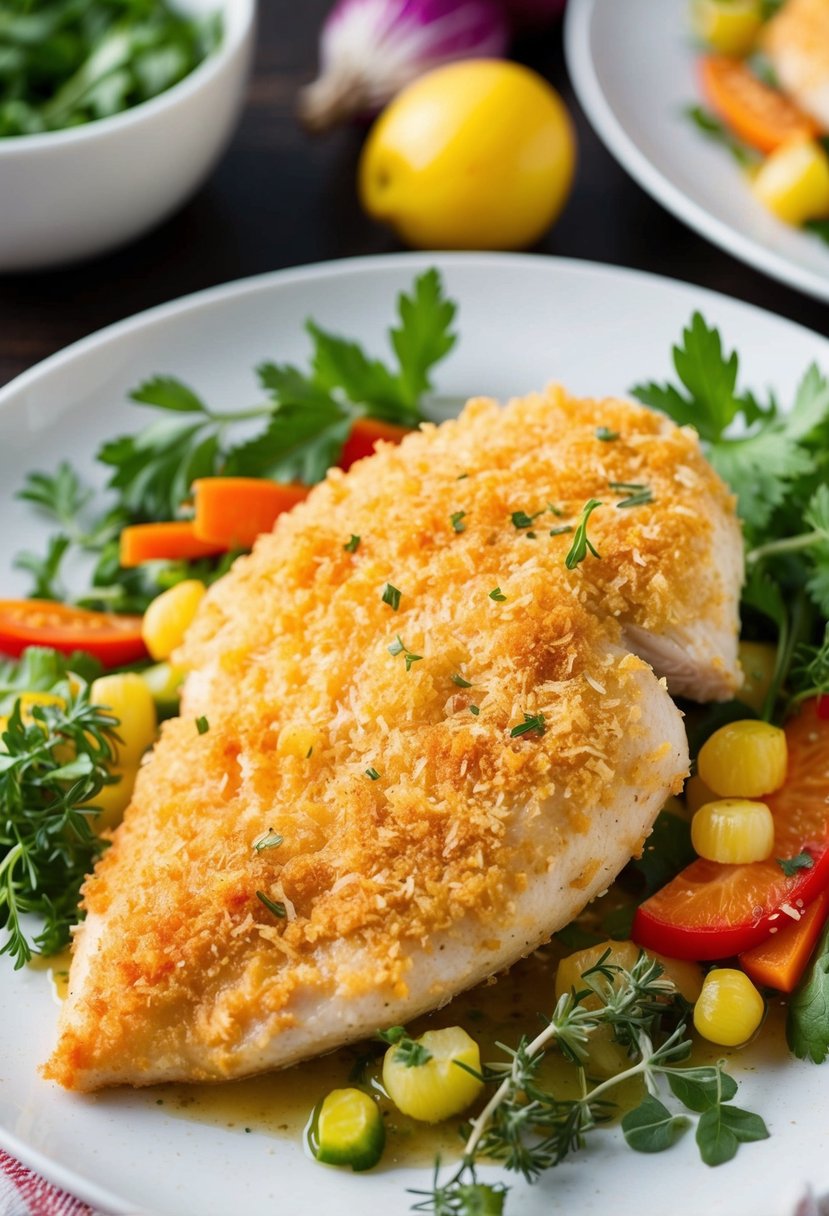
[691,0,763,55]
[90,673,157,768]
[382,1026,483,1123]
[697,719,787,797]
[141,580,206,661]
[737,641,777,714]
[691,798,774,863]
[555,940,704,1075]
[693,968,764,1046]
[277,723,319,759]
[753,138,829,226]
[84,765,138,834]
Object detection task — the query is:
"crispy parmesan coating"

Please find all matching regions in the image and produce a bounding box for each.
[46,387,742,1090]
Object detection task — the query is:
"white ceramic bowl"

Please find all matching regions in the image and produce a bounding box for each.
[0,0,255,272]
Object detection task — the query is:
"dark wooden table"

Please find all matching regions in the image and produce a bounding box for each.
[1,0,826,388]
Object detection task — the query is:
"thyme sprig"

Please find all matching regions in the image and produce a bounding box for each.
[0,681,120,969]
[411,952,766,1214]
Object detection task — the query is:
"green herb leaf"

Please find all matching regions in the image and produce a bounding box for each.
[564,499,602,570]
[253,829,284,853]
[450,510,467,533]
[777,851,814,877]
[489,587,507,601]
[377,1025,434,1068]
[452,674,473,688]
[666,1066,738,1113]
[382,583,402,611]
[684,104,757,168]
[787,915,829,1063]
[390,268,458,415]
[388,636,421,670]
[195,715,209,735]
[365,767,380,781]
[511,509,542,529]
[621,1095,688,1153]
[256,890,286,920]
[344,534,361,553]
[595,426,619,442]
[470,705,480,716]
[695,1105,769,1167]
[509,713,546,739]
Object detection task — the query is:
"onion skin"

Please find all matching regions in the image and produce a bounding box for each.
[298,0,510,133]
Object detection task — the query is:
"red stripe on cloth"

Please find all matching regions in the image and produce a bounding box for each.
[0,1148,94,1216]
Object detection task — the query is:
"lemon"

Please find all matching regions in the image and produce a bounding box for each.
[359,60,576,250]
[753,137,829,226]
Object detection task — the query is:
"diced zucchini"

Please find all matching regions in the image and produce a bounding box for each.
[314,1088,385,1172]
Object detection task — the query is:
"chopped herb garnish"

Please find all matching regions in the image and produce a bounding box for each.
[489,587,507,602]
[550,525,574,537]
[344,534,361,553]
[457,473,469,480]
[382,583,402,611]
[452,674,473,688]
[253,829,284,853]
[564,499,603,570]
[450,510,467,533]
[470,705,480,716]
[195,715,210,735]
[614,484,654,509]
[256,890,286,919]
[388,635,422,671]
[777,852,814,877]
[511,509,543,529]
[365,767,381,781]
[306,746,313,758]
[526,531,537,539]
[510,712,546,738]
[596,426,620,442]
[684,104,758,168]
[378,1025,433,1068]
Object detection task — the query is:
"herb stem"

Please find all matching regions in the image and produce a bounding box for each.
[747,529,827,564]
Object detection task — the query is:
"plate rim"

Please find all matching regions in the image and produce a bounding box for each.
[2,250,828,1215]
[2,251,828,413]
[564,0,829,306]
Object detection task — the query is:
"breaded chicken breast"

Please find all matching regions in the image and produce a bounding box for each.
[46,387,743,1091]
[764,0,829,130]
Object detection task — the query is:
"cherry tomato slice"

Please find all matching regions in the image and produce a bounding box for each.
[0,600,147,668]
[338,418,411,470]
[633,699,829,960]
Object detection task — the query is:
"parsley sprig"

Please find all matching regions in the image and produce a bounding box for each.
[412,952,766,1214]
[632,313,829,718]
[15,271,457,608]
[0,670,120,969]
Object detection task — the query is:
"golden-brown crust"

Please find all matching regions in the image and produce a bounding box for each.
[46,388,735,1089]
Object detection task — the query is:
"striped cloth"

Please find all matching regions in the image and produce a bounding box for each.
[0,1150,96,1216]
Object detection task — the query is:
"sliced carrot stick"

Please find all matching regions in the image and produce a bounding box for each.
[120,521,227,568]
[699,55,819,154]
[739,887,829,993]
[339,417,412,471]
[192,478,309,550]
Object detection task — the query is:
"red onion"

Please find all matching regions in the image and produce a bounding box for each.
[298,0,510,133]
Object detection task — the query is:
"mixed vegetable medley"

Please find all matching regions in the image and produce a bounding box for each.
[686,0,829,245]
[2,271,829,1211]
[0,0,221,138]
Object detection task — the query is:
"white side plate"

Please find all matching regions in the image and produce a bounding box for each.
[565,0,829,303]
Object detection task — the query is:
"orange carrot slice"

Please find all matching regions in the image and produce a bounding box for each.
[339,418,411,470]
[120,521,227,568]
[699,55,819,153]
[739,887,829,993]
[192,478,309,550]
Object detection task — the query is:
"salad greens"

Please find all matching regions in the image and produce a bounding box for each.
[0,649,118,968]
[0,0,220,138]
[632,313,829,717]
[787,916,829,1064]
[16,269,457,609]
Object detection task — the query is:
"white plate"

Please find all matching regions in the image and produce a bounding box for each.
[1,253,827,1216]
[565,0,829,304]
